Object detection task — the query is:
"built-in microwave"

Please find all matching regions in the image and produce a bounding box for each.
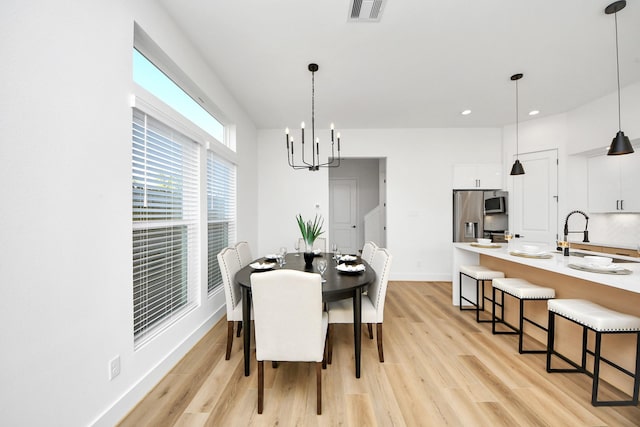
[484,196,506,214]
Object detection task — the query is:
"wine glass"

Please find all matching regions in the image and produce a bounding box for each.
[331,243,338,259]
[335,248,342,263]
[294,240,300,256]
[276,253,285,268]
[317,259,327,282]
[279,246,287,265]
[504,230,513,249]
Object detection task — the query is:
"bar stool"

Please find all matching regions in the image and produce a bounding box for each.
[491,278,555,353]
[459,265,504,323]
[547,299,640,406]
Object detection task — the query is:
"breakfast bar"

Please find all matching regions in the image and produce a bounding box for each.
[453,242,640,395]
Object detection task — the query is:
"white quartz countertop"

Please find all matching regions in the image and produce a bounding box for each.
[453,242,640,294]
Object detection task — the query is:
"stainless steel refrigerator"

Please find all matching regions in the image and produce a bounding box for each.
[453,190,508,242]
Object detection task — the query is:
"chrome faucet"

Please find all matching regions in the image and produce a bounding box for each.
[563,210,589,256]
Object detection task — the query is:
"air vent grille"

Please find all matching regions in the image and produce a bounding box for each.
[348,0,385,22]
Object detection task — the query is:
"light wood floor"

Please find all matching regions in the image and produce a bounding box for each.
[118,281,640,426]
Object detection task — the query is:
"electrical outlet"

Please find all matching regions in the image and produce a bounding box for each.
[109,355,121,380]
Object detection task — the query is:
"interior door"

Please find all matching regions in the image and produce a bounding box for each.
[511,149,558,246]
[330,178,358,254]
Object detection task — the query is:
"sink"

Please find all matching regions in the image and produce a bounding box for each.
[560,250,638,263]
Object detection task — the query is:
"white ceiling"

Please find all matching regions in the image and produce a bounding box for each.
[158,0,640,130]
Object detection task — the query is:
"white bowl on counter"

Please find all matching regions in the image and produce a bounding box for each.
[584,256,613,267]
[522,245,541,254]
[476,238,491,245]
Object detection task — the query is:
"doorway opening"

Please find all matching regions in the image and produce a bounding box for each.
[329,158,387,254]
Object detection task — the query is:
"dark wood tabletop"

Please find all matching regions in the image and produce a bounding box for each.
[235,252,375,378]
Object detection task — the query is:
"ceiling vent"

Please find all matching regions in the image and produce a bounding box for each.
[348,0,386,22]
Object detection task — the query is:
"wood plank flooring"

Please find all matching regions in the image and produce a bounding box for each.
[118,281,640,426]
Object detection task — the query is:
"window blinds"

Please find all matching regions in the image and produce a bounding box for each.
[132,108,200,344]
[207,152,237,293]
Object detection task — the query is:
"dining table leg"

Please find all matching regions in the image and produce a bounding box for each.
[242,286,251,376]
[353,289,362,378]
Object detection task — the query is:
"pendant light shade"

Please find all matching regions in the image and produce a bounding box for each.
[510,73,525,176]
[608,130,633,155]
[510,159,525,176]
[605,1,634,155]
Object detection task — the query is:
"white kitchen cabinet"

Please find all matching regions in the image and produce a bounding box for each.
[587,154,640,213]
[452,163,502,189]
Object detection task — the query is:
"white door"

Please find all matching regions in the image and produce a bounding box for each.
[330,178,358,254]
[512,150,558,246]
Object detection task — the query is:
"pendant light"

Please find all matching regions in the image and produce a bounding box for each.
[285,63,342,171]
[605,1,634,155]
[510,73,525,176]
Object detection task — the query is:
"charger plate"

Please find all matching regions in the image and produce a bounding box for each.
[568,263,632,275]
[470,243,501,248]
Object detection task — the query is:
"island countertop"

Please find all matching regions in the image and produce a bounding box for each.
[453,242,640,294]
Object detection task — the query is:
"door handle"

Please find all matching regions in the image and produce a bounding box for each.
[352,225,356,228]
[621,200,624,210]
[616,200,620,210]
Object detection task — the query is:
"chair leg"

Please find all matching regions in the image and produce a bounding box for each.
[225,321,234,360]
[236,320,242,337]
[327,324,334,364]
[322,331,328,369]
[376,323,384,362]
[258,361,264,414]
[316,362,322,415]
[367,323,374,339]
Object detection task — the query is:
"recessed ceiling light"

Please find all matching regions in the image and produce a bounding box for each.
[529,110,540,116]
[461,109,472,115]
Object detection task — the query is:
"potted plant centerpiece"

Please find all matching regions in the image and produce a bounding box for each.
[296,213,324,268]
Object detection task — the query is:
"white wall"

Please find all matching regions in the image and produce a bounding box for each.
[258,128,503,280]
[503,82,640,247]
[0,1,258,426]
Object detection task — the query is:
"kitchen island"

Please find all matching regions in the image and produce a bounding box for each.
[452,242,640,396]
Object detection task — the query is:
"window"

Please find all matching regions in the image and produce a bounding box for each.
[132,34,237,344]
[132,109,200,344]
[133,49,225,144]
[207,153,236,293]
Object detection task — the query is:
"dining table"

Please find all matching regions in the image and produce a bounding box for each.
[234,251,375,378]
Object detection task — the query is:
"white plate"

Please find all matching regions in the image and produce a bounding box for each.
[263,254,278,260]
[339,254,357,262]
[313,249,322,255]
[512,249,548,256]
[336,263,365,273]
[250,262,275,270]
[577,262,622,271]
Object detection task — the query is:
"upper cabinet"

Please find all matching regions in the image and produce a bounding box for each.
[453,163,502,189]
[587,154,640,213]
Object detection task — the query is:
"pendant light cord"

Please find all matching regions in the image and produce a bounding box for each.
[515,78,519,157]
[311,70,316,151]
[614,11,622,131]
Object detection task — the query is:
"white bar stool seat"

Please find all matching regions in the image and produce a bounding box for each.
[491,278,555,353]
[546,299,640,406]
[459,265,504,323]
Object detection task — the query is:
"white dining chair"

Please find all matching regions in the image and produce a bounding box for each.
[361,241,378,264]
[327,247,392,363]
[235,241,253,267]
[250,269,328,415]
[298,237,327,252]
[217,247,251,360]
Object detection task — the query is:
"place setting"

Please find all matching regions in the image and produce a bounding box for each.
[569,256,633,275]
[509,244,554,259]
[470,238,501,249]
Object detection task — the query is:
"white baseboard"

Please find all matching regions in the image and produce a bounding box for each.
[389,273,452,282]
[91,306,225,427]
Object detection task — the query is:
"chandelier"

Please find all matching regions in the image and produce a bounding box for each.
[285,63,342,171]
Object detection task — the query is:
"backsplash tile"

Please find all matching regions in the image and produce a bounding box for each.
[587,214,640,249]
